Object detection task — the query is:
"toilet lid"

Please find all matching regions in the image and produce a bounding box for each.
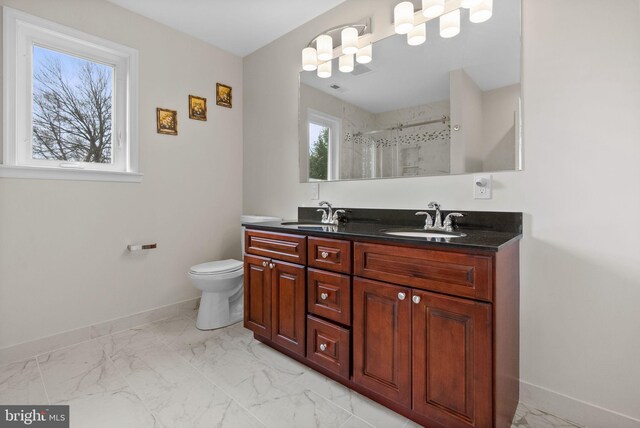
[189,259,243,275]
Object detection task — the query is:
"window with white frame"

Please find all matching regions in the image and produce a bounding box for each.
[2,7,139,182]
[307,109,340,181]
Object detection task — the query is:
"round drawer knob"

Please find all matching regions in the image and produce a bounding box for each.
[262,261,268,267]
[320,293,329,300]
[269,263,275,269]
[319,343,327,351]
[412,295,421,304]
[398,292,406,300]
[321,251,329,259]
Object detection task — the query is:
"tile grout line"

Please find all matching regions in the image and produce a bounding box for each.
[100,332,167,428]
[149,319,269,428]
[34,357,51,406]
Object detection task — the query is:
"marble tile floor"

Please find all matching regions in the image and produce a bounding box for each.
[0,313,582,428]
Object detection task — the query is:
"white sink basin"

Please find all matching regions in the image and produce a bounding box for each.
[281,221,332,227]
[382,229,466,239]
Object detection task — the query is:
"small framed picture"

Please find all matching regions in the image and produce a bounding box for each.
[156,108,177,135]
[189,95,207,121]
[216,83,232,108]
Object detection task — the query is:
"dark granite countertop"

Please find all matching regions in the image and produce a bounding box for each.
[243,208,522,252]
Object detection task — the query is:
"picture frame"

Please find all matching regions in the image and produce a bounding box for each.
[188,95,207,121]
[216,83,232,108]
[156,108,178,135]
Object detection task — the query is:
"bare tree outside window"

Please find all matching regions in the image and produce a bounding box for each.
[32,46,114,163]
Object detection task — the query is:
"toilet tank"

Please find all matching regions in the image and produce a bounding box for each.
[240,215,282,256]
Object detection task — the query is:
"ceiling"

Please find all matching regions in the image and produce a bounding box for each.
[301,0,521,113]
[105,0,348,57]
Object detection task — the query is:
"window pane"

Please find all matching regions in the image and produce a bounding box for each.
[309,123,329,180]
[32,45,114,163]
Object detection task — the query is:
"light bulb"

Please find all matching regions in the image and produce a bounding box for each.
[440,9,460,38]
[339,54,354,73]
[317,60,332,78]
[407,23,426,46]
[356,44,372,64]
[341,27,358,55]
[422,0,444,18]
[302,47,317,71]
[470,0,493,23]
[461,0,481,8]
[317,34,333,61]
[394,2,415,34]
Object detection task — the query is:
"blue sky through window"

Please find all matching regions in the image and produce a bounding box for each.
[31,45,115,163]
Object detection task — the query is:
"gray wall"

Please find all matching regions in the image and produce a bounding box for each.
[0,0,243,348]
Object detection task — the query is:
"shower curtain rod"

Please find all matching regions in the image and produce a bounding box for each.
[356,115,449,136]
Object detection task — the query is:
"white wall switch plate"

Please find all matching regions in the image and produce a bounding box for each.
[473,174,492,199]
[310,183,319,200]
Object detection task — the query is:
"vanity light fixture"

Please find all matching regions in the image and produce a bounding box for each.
[407,22,427,46]
[339,54,355,73]
[394,0,493,45]
[301,20,371,78]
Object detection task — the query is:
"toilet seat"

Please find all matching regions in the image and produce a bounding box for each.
[189,259,243,275]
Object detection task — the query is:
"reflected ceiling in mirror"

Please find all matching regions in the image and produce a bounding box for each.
[299,0,522,182]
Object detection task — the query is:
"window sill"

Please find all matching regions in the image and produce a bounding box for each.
[0,165,143,183]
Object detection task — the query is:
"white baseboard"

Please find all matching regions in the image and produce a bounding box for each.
[520,380,640,428]
[0,297,200,367]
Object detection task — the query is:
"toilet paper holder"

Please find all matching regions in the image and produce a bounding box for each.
[127,243,157,252]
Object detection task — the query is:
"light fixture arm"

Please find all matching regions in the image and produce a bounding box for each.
[306,20,371,48]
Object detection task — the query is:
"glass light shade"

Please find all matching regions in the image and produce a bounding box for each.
[461,0,481,8]
[302,47,317,71]
[440,9,460,38]
[407,23,426,46]
[356,44,372,64]
[422,0,444,18]
[317,60,332,78]
[316,34,333,61]
[394,2,415,34]
[341,27,358,55]
[339,54,354,73]
[470,0,493,23]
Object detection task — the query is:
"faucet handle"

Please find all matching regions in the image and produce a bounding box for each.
[415,211,433,229]
[443,213,464,231]
[316,208,329,222]
[332,209,346,223]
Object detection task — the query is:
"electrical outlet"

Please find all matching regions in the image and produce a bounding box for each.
[310,183,319,200]
[473,174,492,199]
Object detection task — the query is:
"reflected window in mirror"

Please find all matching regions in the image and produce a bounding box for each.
[307,109,340,181]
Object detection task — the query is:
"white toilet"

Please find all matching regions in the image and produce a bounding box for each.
[188,214,281,330]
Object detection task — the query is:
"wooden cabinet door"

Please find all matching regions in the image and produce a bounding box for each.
[412,290,492,428]
[244,255,271,338]
[353,277,412,407]
[271,260,306,356]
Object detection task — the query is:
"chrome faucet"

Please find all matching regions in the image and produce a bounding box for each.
[428,201,442,228]
[317,201,344,225]
[416,202,464,232]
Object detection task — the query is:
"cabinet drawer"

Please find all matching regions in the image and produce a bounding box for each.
[354,242,493,301]
[245,230,306,265]
[307,315,350,379]
[307,268,351,326]
[308,237,351,274]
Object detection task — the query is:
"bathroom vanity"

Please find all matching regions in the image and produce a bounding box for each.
[243,208,521,428]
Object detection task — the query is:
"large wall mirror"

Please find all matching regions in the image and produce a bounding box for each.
[299,0,521,182]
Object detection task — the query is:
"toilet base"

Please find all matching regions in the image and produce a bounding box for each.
[196,287,243,330]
